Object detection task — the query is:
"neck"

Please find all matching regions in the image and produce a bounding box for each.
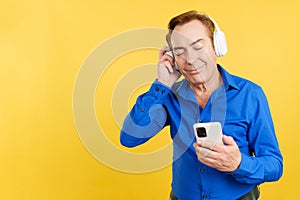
[190,70,223,108]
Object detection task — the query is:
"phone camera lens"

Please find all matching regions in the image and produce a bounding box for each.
[196,127,207,138]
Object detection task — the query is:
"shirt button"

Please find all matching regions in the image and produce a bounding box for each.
[200,168,205,173]
[161,90,165,94]
[140,108,145,112]
[155,87,159,91]
[202,194,208,198]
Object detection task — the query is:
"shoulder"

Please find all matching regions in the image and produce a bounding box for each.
[221,65,268,101]
[219,65,263,93]
[231,74,263,92]
[229,73,269,107]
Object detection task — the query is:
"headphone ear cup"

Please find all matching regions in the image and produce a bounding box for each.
[214,30,227,57]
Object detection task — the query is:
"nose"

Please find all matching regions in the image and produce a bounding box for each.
[186,49,198,65]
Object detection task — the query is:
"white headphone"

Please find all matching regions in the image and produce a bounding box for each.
[209,16,228,57]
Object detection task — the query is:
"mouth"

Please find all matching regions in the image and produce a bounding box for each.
[185,65,205,75]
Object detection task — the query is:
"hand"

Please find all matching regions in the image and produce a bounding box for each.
[193,135,242,172]
[157,46,181,87]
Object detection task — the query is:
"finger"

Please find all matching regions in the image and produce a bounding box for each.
[199,139,218,150]
[158,56,174,70]
[195,139,202,146]
[222,135,236,146]
[198,146,220,158]
[194,142,204,155]
[205,142,224,153]
[161,53,174,64]
[158,46,170,58]
[165,51,174,59]
[163,60,174,73]
[199,154,217,166]
[157,63,167,72]
[193,142,198,149]
[197,146,214,160]
[193,143,197,153]
[157,55,172,67]
[199,156,227,171]
[197,148,217,164]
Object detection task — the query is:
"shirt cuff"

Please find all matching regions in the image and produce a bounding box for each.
[148,80,172,101]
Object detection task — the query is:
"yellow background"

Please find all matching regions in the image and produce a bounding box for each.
[1,0,299,199]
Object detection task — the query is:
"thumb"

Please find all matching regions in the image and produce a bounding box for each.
[222,135,236,146]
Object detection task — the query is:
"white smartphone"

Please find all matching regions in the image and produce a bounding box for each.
[193,122,223,146]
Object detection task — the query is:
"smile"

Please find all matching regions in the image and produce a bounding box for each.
[186,65,205,75]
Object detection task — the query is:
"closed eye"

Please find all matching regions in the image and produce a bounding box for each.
[193,46,203,50]
[173,48,185,56]
[192,42,204,50]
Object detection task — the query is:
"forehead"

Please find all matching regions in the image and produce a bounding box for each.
[171,20,210,45]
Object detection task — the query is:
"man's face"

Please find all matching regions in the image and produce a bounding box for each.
[171,20,218,86]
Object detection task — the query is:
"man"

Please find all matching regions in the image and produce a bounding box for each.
[120,10,283,200]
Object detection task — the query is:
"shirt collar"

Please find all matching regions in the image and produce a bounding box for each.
[172,64,240,103]
[218,64,240,91]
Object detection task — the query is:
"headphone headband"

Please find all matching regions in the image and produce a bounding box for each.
[208,16,221,31]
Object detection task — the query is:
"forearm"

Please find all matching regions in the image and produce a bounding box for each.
[120,80,171,147]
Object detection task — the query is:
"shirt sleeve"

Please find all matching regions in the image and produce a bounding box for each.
[120,80,172,147]
[230,86,283,184]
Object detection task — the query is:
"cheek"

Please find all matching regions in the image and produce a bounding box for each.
[210,50,217,62]
[175,57,186,67]
[199,48,217,64]
[190,50,216,65]
[208,46,217,61]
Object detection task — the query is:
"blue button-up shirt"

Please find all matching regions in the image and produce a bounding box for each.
[120,65,283,200]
